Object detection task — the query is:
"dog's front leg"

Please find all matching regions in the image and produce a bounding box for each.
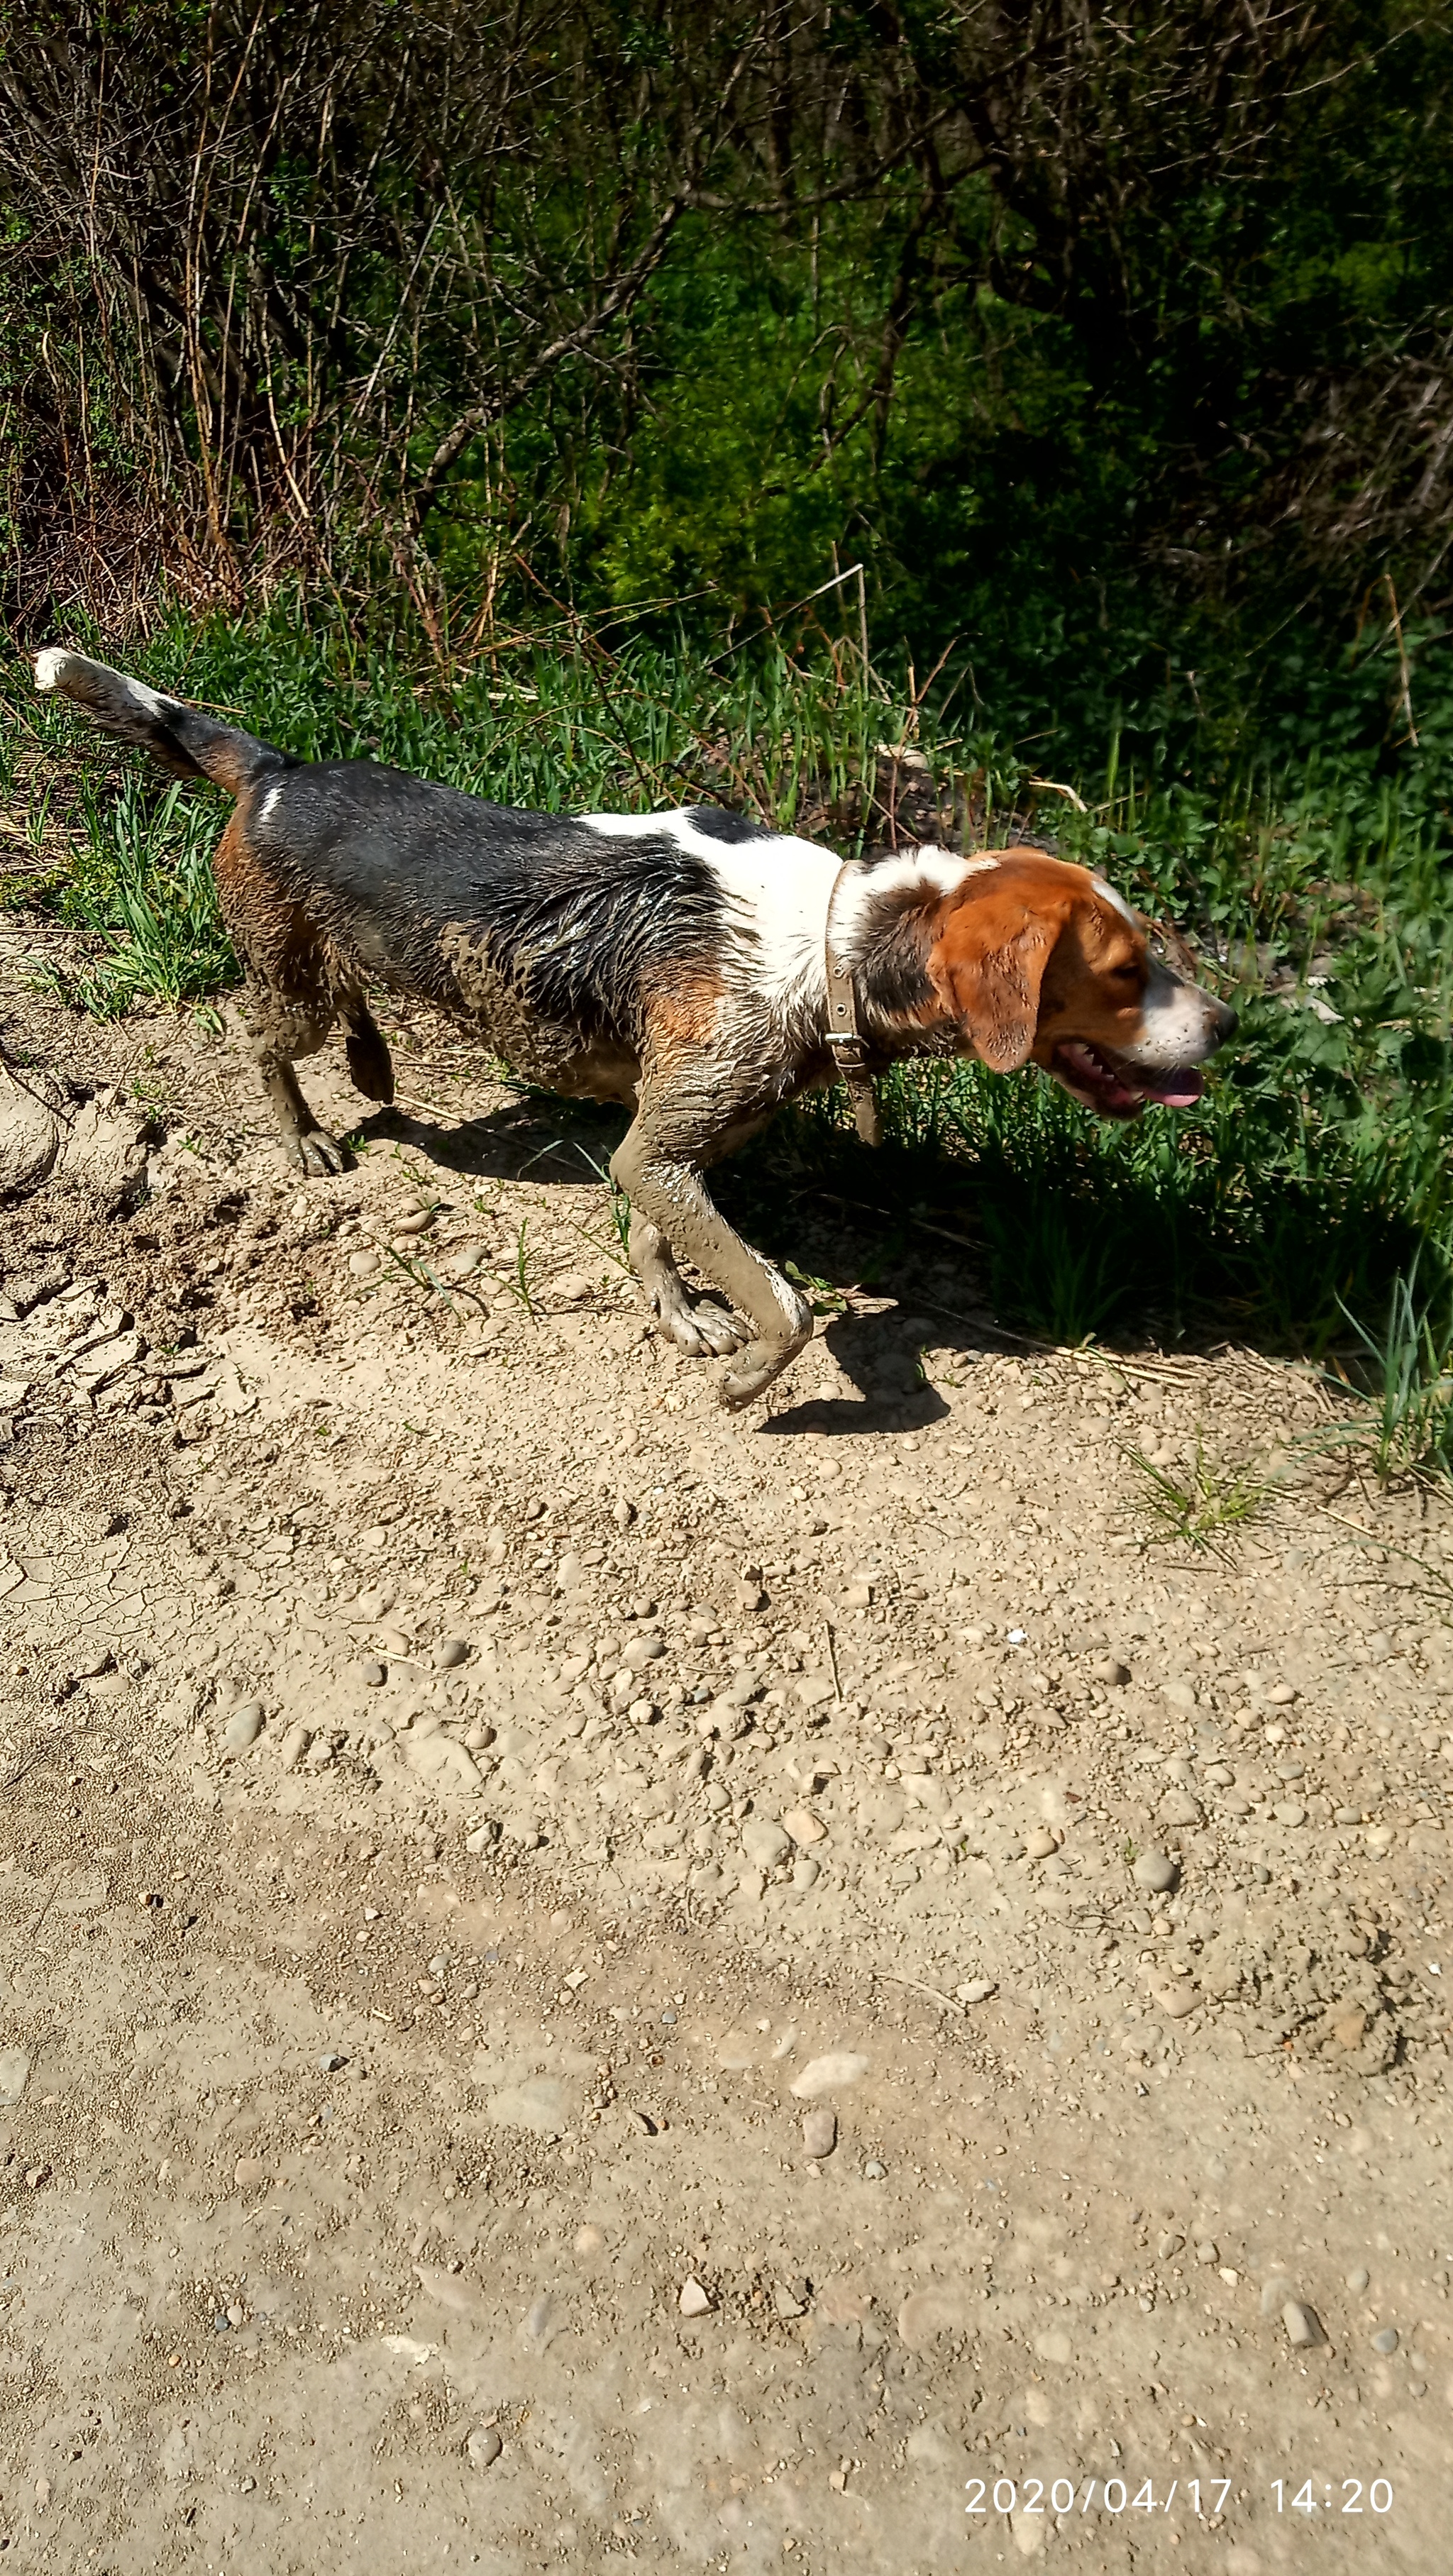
[611,1119,812,1410]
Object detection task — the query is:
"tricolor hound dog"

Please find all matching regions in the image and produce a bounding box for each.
[35,648,1236,1408]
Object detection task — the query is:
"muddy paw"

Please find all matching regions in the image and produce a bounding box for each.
[718,1335,807,1410]
[668,1300,749,1358]
[653,1295,748,1358]
[289,1129,346,1177]
[692,1303,751,1356]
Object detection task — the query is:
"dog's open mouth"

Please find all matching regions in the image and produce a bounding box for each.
[1048,1039,1205,1118]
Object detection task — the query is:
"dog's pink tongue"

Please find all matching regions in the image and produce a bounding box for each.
[1139,1067,1205,1106]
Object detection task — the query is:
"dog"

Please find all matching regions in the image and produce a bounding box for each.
[34,648,1236,1407]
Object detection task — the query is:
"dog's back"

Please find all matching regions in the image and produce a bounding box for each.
[245,759,728,1050]
[35,649,738,1066]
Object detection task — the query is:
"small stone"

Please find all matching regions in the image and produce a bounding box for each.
[1162,1681,1198,1713]
[1266,1681,1297,1704]
[1157,2231,1185,2260]
[623,1632,666,1672]
[721,1668,761,1709]
[1156,1789,1202,1828]
[772,2282,805,2318]
[465,2426,502,2469]
[1132,1848,1178,1894]
[782,1806,827,1847]
[318,2050,346,2073]
[1345,2266,1370,2294]
[795,1672,835,1710]
[348,1249,382,1278]
[956,1979,995,2004]
[0,2047,33,2106]
[1331,2005,1368,2050]
[1194,2240,1218,2265]
[1259,2274,1296,2316]
[487,2077,575,2135]
[553,1272,595,1304]
[405,1736,482,1791]
[1274,1801,1308,1827]
[1024,1826,1058,1859]
[433,1638,470,1670]
[357,1658,387,1687]
[844,1582,874,1610]
[678,2277,713,2317]
[802,2108,836,2159]
[379,1625,412,1656]
[790,1857,820,1891]
[1371,2326,1399,2355]
[465,1822,502,1855]
[305,1737,335,1770]
[863,2159,887,2179]
[223,1701,265,1754]
[790,2050,869,2099]
[1284,2301,1325,2349]
[742,1818,792,1871]
[279,1722,311,1770]
[1158,1981,1201,2019]
[1091,1656,1130,1686]
[574,2225,606,2256]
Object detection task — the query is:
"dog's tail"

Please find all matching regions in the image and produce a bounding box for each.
[34,648,288,797]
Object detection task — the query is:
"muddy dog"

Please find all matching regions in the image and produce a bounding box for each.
[35,649,1235,1407]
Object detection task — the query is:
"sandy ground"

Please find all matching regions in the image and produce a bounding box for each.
[1,956,1450,2572]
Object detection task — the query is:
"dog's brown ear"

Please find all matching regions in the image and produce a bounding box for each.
[929,888,1071,1071]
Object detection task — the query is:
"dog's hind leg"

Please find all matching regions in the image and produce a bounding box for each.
[246,989,346,1174]
[628,1209,748,1357]
[338,993,395,1105]
[213,812,346,1176]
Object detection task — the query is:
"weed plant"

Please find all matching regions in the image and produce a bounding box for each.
[1123,1437,1278,1558]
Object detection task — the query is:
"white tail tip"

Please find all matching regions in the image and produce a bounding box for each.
[34,647,69,694]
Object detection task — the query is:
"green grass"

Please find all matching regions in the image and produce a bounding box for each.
[7,590,1453,1435]
[40,769,236,1016]
[1316,1259,1453,1491]
[1123,1437,1278,1557]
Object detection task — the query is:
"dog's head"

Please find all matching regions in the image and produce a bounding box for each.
[924,848,1235,1117]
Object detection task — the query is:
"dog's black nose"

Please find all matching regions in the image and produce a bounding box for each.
[1211,997,1239,1048]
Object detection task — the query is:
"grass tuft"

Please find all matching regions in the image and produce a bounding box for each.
[1317,1262,1453,1491]
[1124,1437,1278,1555]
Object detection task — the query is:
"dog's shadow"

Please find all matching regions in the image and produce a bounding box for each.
[762,1307,961,1439]
[350,1096,990,1441]
[349,1095,625,1189]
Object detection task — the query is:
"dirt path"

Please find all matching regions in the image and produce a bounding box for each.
[1,978,1450,2570]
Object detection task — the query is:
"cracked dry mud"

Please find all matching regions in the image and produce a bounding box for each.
[0,978,1450,2572]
